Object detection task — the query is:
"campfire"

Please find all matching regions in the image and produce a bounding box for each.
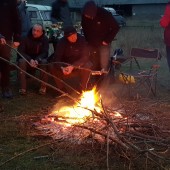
[34,88,170,167]
[50,87,102,125]
[35,87,125,143]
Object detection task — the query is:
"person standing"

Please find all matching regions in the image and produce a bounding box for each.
[0,0,21,98]
[50,0,73,51]
[160,1,170,71]
[0,34,6,112]
[81,0,120,72]
[17,0,31,38]
[51,0,73,28]
[17,24,49,95]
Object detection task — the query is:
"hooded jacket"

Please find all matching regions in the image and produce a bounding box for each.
[0,0,21,41]
[17,28,49,62]
[81,2,120,47]
[51,0,72,28]
[160,2,170,46]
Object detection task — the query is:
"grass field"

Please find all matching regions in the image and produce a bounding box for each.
[0,19,170,170]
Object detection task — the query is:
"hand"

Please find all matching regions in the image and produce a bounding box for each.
[0,38,6,45]
[102,41,108,46]
[62,65,74,75]
[13,42,20,48]
[30,59,38,68]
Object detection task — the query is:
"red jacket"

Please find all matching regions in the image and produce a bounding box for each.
[160,2,170,46]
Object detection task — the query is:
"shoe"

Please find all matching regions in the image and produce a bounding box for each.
[2,90,13,99]
[39,87,46,95]
[19,89,26,95]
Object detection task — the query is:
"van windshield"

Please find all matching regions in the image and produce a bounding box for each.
[40,11,51,21]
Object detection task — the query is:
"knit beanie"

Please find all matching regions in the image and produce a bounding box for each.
[64,26,77,37]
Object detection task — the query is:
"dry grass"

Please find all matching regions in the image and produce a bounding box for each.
[112,24,165,57]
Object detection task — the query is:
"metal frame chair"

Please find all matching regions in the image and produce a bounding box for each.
[119,48,161,98]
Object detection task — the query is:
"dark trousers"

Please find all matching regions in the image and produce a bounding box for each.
[18,59,48,90]
[0,42,11,91]
[166,45,170,71]
[50,63,91,92]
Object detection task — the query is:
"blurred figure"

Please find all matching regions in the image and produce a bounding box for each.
[0,0,21,99]
[0,34,6,112]
[50,0,73,51]
[51,26,91,93]
[51,0,73,28]
[17,24,49,95]
[81,0,120,72]
[17,0,31,38]
[160,1,170,71]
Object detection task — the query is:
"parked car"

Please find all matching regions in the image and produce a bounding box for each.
[26,4,52,28]
[104,7,126,27]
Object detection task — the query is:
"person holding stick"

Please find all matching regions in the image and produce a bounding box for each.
[0,0,21,99]
[17,24,49,95]
[50,26,91,93]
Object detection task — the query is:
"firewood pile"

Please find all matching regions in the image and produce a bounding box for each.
[33,93,170,168]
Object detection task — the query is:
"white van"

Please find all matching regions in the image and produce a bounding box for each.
[26,4,52,29]
[104,7,126,26]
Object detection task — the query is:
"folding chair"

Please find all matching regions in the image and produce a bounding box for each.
[119,48,161,98]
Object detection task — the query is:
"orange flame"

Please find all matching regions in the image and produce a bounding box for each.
[51,88,101,125]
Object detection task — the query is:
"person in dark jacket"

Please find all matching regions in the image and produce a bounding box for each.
[17,24,49,95]
[17,0,31,38]
[0,0,21,98]
[160,1,170,71]
[51,0,73,28]
[0,34,6,112]
[51,26,91,93]
[81,0,120,72]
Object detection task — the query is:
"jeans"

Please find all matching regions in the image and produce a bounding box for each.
[89,45,110,71]
[18,58,48,90]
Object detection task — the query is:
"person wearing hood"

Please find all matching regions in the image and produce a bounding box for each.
[50,26,91,93]
[51,0,73,28]
[160,1,170,71]
[17,0,31,38]
[17,24,49,95]
[81,0,120,72]
[0,0,21,99]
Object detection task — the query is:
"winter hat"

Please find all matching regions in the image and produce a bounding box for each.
[64,26,77,37]
[82,1,97,18]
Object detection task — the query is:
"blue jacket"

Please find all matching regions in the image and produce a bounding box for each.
[17,1,31,37]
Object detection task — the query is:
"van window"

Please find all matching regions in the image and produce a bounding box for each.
[29,11,38,18]
[40,11,51,21]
